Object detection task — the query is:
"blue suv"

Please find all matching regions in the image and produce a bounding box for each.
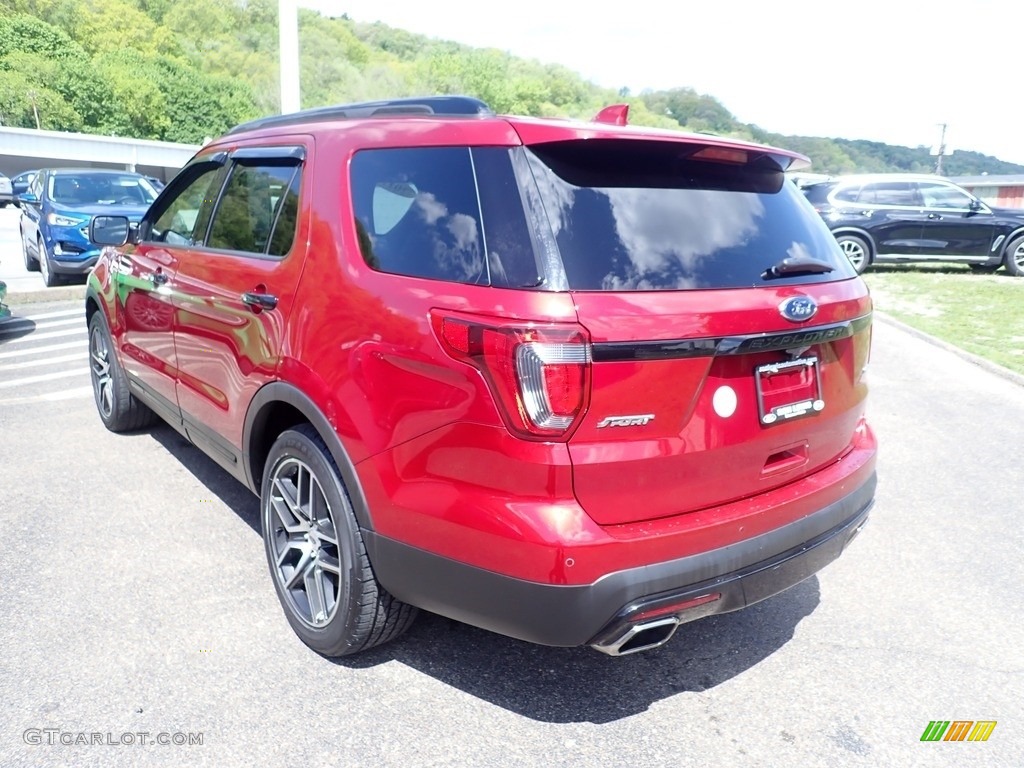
[19,169,159,286]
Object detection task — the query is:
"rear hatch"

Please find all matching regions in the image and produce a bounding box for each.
[520,139,870,526]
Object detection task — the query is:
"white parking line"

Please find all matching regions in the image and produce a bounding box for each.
[0,367,89,388]
[0,316,85,334]
[0,327,87,345]
[15,308,86,322]
[0,352,87,371]
[0,340,88,361]
[0,385,93,406]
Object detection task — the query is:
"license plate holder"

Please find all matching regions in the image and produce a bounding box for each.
[755,356,824,426]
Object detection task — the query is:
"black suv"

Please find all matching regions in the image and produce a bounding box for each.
[803,174,1024,275]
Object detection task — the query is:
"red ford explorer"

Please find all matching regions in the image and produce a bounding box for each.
[86,96,876,656]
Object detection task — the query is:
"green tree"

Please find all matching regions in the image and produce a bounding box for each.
[150,56,258,141]
[0,69,82,129]
[73,0,180,56]
[0,11,80,58]
[92,49,171,138]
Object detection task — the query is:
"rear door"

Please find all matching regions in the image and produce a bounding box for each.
[170,143,308,475]
[848,180,928,256]
[520,141,870,525]
[914,180,997,259]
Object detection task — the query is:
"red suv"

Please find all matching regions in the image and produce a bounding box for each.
[86,96,876,657]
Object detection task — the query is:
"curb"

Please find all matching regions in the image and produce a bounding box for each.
[875,310,1024,389]
[4,285,87,306]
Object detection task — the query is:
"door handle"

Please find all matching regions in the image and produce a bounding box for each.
[927,213,942,220]
[242,292,278,311]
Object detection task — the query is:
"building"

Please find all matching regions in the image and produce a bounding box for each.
[950,174,1024,209]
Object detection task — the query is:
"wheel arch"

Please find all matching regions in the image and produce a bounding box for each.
[830,227,876,258]
[243,382,375,532]
[999,227,1024,258]
[84,286,102,325]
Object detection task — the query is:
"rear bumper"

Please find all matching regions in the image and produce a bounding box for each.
[365,471,875,647]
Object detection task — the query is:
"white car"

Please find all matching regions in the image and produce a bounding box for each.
[0,173,13,207]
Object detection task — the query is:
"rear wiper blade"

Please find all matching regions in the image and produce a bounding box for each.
[762,256,834,279]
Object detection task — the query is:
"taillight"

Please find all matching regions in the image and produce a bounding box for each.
[691,146,748,164]
[433,313,591,439]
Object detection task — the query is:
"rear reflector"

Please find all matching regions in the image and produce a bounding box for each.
[631,592,722,623]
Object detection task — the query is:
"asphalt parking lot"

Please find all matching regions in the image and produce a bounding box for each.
[0,209,1022,767]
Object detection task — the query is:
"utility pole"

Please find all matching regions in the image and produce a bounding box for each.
[278,0,300,114]
[27,90,41,130]
[934,123,947,175]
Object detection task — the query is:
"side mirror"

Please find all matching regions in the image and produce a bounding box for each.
[90,215,132,246]
[16,192,38,205]
[969,198,984,211]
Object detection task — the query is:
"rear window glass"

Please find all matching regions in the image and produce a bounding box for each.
[801,183,836,205]
[351,147,487,285]
[525,141,855,291]
[832,185,861,203]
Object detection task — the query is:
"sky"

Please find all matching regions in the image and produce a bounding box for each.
[301,0,1024,165]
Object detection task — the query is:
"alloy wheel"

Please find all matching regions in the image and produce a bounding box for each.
[839,238,867,270]
[1013,240,1024,272]
[89,323,114,419]
[265,457,342,628]
[38,237,51,285]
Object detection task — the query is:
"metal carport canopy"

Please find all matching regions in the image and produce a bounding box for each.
[0,125,199,174]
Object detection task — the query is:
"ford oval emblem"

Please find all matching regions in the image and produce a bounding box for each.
[779,296,817,323]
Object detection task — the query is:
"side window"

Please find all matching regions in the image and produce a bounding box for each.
[859,181,920,207]
[918,182,974,209]
[29,173,43,198]
[207,162,301,256]
[833,184,861,203]
[350,147,486,284]
[150,166,223,245]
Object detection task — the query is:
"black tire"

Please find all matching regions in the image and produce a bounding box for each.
[261,425,417,656]
[1003,234,1024,277]
[836,234,871,274]
[88,311,159,432]
[38,235,60,287]
[21,226,39,271]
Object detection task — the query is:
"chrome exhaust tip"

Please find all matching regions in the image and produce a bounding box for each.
[590,617,680,656]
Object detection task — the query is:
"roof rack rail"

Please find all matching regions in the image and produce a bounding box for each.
[227,96,494,135]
